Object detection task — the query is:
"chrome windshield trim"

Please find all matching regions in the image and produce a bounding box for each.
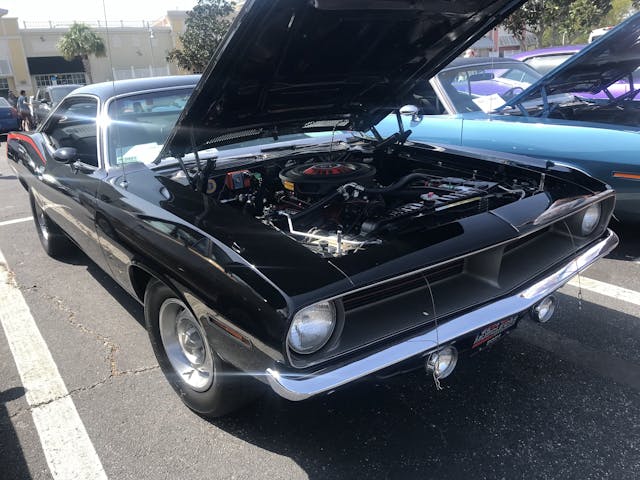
[266,229,618,401]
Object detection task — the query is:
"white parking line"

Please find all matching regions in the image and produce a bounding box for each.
[0,216,32,227]
[568,276,640,307]
[0,249,108,480]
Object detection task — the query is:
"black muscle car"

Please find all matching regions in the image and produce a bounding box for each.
[7,0,618,417]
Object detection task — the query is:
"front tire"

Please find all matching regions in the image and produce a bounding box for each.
[29,192,72,258]
[144,279,260,418]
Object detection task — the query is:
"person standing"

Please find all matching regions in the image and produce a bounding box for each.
[17,90,32,131]
[7,90,17,108]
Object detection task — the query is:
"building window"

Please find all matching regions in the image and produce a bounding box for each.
[0,59,12,76]
[0,78,9,99]
[34,72,86,87]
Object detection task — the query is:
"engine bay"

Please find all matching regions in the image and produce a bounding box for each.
[506,96,640,127]
[547,100,640,127]
[169,147,546,257]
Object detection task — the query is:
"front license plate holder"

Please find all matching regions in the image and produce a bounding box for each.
[470,315,519,350]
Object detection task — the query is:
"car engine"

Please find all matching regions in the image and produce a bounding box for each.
[172,148,541,257]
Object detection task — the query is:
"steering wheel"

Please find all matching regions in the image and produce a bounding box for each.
[501,86,525,100]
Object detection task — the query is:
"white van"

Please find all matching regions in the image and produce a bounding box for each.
[588,26,614,43]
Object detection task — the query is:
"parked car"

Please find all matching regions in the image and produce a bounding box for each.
[377,12,640,223]
[512,45,584,75]
[511,45,633,99]
[589,26,614,43]
[7,0,618,418]
[0,97,20,134]
[30,84,83,127]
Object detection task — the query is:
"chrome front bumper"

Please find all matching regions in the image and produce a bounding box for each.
[266,229,618,401]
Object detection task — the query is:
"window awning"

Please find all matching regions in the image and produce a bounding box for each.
[27,56,84,75]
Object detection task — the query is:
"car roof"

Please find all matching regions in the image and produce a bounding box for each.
[444,56,526,69]
[511,45,585,60]
[46,84,83,90]
[70,75,201,101]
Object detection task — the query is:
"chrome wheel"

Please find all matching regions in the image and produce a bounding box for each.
[159,298,214,392]
[35,204,49,241]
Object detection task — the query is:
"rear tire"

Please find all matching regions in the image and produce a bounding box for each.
[29,192,72,258]
[144,279,261,418]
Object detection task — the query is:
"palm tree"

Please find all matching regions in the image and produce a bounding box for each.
[57,23,106,84]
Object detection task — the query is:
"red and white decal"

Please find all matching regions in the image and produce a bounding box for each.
[7,132,47,164]
[472,316,517,349]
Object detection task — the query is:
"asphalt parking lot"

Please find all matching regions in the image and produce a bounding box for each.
[0,145,639,480]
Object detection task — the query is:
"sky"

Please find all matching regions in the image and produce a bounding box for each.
[3,0,199,24]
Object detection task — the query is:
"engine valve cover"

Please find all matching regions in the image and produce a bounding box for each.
[280,162,376,196]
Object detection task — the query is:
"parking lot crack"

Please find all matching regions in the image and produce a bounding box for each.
[7,406,31,421]
[29,290,121,377]
[7,365,160,417]
[14,278,142,378]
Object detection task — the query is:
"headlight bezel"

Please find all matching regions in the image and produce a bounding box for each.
[287,300,339,355]
[579,203,602,236]
[563,201,605,239]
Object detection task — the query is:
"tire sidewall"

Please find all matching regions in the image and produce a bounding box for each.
[29,192,65,257]
[144,280,243,417]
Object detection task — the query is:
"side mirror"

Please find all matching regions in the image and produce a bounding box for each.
[399,104,419,116]
[41,99,49,105]
[53,147,78,163]
[399,104,423,125]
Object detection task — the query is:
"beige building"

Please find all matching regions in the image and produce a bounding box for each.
[0,8,189,98]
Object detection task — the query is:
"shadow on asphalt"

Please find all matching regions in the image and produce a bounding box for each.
[0,387,32,480]
[86,261,145,328]
[210,325,640,479]
[58,249,145,328]
[606,220,640,262]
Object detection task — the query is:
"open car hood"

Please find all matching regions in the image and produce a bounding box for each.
[161,0,526,158]
[503,12,640,108]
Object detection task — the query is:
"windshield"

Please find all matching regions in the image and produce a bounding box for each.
[435,62,542,113]
[50,86,80,103]
[0,97,10,107]
[524,54,574,75]
[107,87,193,165]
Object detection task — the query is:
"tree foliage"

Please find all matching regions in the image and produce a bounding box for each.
[503,0,613,47]
[605,0,637,24]
[57,23,106,84]
[166,0,236,73]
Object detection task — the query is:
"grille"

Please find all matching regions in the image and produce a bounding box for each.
[503,226,550,253]
[342,260,464,311]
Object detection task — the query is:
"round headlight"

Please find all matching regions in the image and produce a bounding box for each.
[581,203,601,236]
[287,301,336,354]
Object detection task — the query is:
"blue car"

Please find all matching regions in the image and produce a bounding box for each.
[0,97,20,134]
[376,13,640,222]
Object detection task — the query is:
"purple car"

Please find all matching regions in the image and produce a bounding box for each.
[512,45,584,75]
[512,45,633,99]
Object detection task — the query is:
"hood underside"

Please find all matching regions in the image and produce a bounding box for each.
[162,0,526,158]
[504,12,640,108]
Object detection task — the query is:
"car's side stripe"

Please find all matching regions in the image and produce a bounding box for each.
[612,171,640,180]
[7,132,47,165]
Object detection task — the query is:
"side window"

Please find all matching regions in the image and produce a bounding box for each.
[43,91,52,103]
[43,97,99,167]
